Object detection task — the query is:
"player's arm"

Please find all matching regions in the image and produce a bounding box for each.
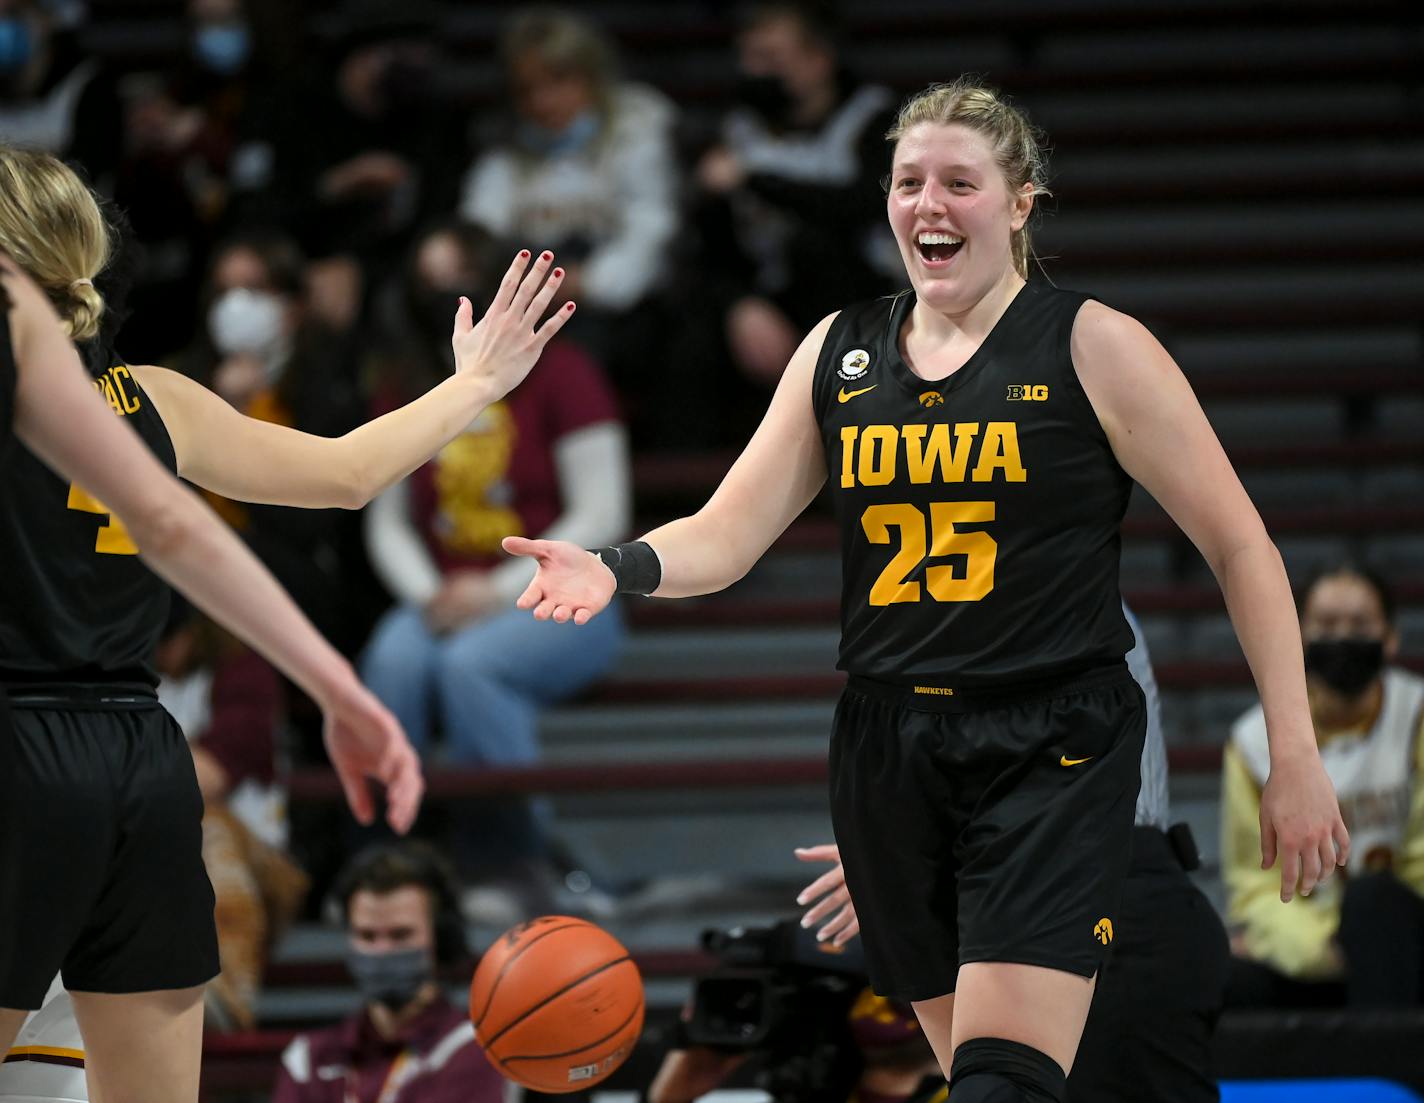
[1221,744,1338,976]
[134,252,573,509]
[4,261,421,833]
[1072,300,1348,900]
[502,313,831,622]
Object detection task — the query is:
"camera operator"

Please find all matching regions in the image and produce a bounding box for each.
[272,842,503,1103]
[650,982,942,1103]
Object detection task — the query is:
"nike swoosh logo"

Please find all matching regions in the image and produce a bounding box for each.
[1060,755,1093,767]
[838,385,877,403]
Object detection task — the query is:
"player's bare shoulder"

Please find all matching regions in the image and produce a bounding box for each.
[1069,300,1160,377]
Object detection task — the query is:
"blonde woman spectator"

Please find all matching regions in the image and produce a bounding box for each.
[459,6,677,399]
[1224,564,1424,1007]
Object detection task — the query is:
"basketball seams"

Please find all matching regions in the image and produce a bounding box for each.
[482,955,634,1050]
[471,920,588,1031]
[500,999,643,1063]
[471,920,645,1092]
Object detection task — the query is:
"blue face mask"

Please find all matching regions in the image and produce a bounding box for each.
[517,108,600,157]
[0,18,34,75]
[194,23,251,75]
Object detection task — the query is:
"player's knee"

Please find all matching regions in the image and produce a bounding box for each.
[948,1037,1066,1103]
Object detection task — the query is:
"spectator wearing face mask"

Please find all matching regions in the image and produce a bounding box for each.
[689,1,898,393]
[458,6,678,440]
[110,0,306,362]
[272,843,503,1103]
[0,0,121,187]
[1223,562,1424,1008]
[234,0,458,334]
[177,231,369,654]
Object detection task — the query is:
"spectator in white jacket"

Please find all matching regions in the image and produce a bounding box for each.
[460,9,677,368]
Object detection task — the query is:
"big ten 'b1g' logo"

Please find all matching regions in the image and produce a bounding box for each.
[1006,385,1049,402]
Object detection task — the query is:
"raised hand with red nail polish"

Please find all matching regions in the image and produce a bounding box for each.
[450,249,576,397]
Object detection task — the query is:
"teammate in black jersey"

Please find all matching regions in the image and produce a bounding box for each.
[0,255,426,1101]
[0,147,573,1102]
[506,78,1348,1102]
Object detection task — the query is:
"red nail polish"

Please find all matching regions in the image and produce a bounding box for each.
[566,302,576,311]
[553,267,564,278]
[542,251,552,261]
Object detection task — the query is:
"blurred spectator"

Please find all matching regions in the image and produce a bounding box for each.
[156,601,309,1030]
[459,6,678,439]
[691,0,898,388]
[176,231,369,654]
[243,0,458,321]
[1224,563,1424,1008]
[650,987,940,1103]
[0,0,121,186]
[360,220,629,906]
[273,842,503,1103]
[112,0,305,361]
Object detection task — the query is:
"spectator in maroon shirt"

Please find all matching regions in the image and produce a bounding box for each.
[360,221,629,905]
[272,842,504,1103]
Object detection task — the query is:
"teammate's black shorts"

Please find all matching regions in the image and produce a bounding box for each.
[829,663,1146,1002]
[0,687,219,1009]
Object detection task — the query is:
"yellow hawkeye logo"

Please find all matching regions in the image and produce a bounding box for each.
[1059,755,1093,767]
[838,385,877,403]
[1094,918,1114,945]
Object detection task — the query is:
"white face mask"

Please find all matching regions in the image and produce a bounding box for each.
[208,287,287,363]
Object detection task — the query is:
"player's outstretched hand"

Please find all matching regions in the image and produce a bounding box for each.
[451,249,576,397]
[1259,748,1350,902]
[321,671,425,835]
[794,843,860,947]
[502,536,616,625]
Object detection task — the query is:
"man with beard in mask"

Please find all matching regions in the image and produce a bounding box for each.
[272,842,504,1103]
[691,1,899,394]
[1224,563,1424,1008]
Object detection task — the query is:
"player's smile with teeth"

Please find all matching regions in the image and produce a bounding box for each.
[916,230,964,264]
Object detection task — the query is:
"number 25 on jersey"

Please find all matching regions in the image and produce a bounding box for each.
[863,501,996,605]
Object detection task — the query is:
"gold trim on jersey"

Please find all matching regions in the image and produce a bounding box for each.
[5,1044,86,1061]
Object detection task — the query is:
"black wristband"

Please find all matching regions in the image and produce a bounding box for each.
[590,541,662,596]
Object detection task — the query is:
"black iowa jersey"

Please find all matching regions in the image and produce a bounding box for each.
[0,352,174,687]
[813,282,1135,684]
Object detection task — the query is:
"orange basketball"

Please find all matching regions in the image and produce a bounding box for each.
[470,916,645,1093]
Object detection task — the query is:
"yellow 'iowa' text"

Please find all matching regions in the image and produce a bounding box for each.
[839,422,1027,489]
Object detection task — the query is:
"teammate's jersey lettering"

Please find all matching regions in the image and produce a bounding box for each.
[840,422,1027,488]
[67,482,139,555]
[68,367,145,555]
[93,366,142,418]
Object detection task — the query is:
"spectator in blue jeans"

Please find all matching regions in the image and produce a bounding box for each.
[360,222,630,908]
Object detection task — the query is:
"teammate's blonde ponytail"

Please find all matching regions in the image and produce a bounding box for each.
[0,147,112,342]
[888,79,1050,280]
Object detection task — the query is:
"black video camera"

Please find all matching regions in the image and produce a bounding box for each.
[680,920,869,1103]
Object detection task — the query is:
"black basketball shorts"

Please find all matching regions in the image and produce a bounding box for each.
[829,663,1146,1002]
[0,690,219,1009]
